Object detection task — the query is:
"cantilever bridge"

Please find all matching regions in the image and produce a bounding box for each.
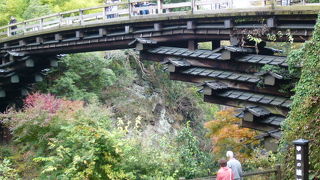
[0,0,320,145]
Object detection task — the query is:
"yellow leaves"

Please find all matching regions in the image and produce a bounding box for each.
[204,108,258,160]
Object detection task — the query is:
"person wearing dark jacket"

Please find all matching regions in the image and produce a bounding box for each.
[9,16,17,35]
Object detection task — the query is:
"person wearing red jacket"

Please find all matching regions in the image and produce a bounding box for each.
[217,159,234,180]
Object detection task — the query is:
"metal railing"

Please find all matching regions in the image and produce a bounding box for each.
[0,0,318,39]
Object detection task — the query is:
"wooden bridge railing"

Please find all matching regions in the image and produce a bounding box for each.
[0,0,319,39]
[180,164,282,180]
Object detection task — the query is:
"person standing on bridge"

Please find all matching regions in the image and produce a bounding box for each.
[217,159,234,180]
[226,151,243,180]
[9,16,17,36]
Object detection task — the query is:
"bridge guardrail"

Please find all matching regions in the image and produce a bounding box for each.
[180,164,282,180]
[0,0,319,39]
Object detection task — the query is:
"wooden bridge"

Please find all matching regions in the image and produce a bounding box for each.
[0,0,320,145]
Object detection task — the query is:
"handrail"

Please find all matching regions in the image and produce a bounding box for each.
[0,0,318,39]
[180,164,281,180]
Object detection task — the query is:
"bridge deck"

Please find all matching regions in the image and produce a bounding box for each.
[0,0,319,44]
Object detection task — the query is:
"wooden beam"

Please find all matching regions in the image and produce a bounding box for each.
[0,90,5,98]
[154,23,162,31]
[243,112,254,122]
[140,51,276,74]
[36,37,43,44]
[188,40,197,51]
[221,50,235,60]
[50,59,58,67]
[35,74,43,82]
[125,25,133,34]
[264,75,276,86]
[25,59,34,67]
[10,75,19,83]
[224,19,233,28]
[19,40,26,46]
[187,21,196,30]
[55,33,62,41]
[203,86,212,95]
[241,121,277,132]
[267,17,276,28]
[76,30,84,38]
[204,95,289,116]
[212,40,220,50]
[99,28,107,36]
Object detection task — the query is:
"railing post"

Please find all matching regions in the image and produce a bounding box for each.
[103,6,107,20]
[271,0,276,8]
[128,0,132,18]
[59,13,62,27]
[23,22,27,34]
[80,9,84,25]
[39,18,43,30]
[275,164,281,180]
[7,26,11,37]
[191,0,196,13]
[157,0,162,14]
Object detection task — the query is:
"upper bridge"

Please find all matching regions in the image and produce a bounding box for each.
[0,0,319,55]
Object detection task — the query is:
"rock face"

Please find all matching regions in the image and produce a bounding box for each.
[109,82,177,138]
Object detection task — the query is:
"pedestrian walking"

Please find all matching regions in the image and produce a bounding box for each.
[9,16,17,36]
[217,159,234,180]
[226,151,243,180]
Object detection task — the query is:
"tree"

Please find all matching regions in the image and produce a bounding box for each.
[22,0,52,20]
[36,52,116,101]
[204,108,258,161]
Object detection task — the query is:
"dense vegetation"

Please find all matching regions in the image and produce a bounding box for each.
[280,15,320,179]
[1,0,320,179]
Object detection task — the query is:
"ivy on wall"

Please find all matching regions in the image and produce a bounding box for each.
[280,14,320,179]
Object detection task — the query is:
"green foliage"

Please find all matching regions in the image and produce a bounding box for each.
[176,123,215,178]
[280,14,320,179]
[0,0,28,26]
[22,0,52,20]
[1,94,216,179]
[0,158,21,180]
[243,149,277,171]
[40,0,103,12]
[34,105,131,179]
[259,64,298,93]
[260,65,293,80]
[0,0,104,26]
[36,52,116,102]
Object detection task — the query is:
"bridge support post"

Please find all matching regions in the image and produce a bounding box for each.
[212,40,220,50]
[19,40,26,46]
[230,36,240,46]
[55,33,62,41]
[188,40,197,51]
[154,23,162,31]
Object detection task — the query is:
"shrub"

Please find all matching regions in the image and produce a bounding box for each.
[0,158,21,180]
